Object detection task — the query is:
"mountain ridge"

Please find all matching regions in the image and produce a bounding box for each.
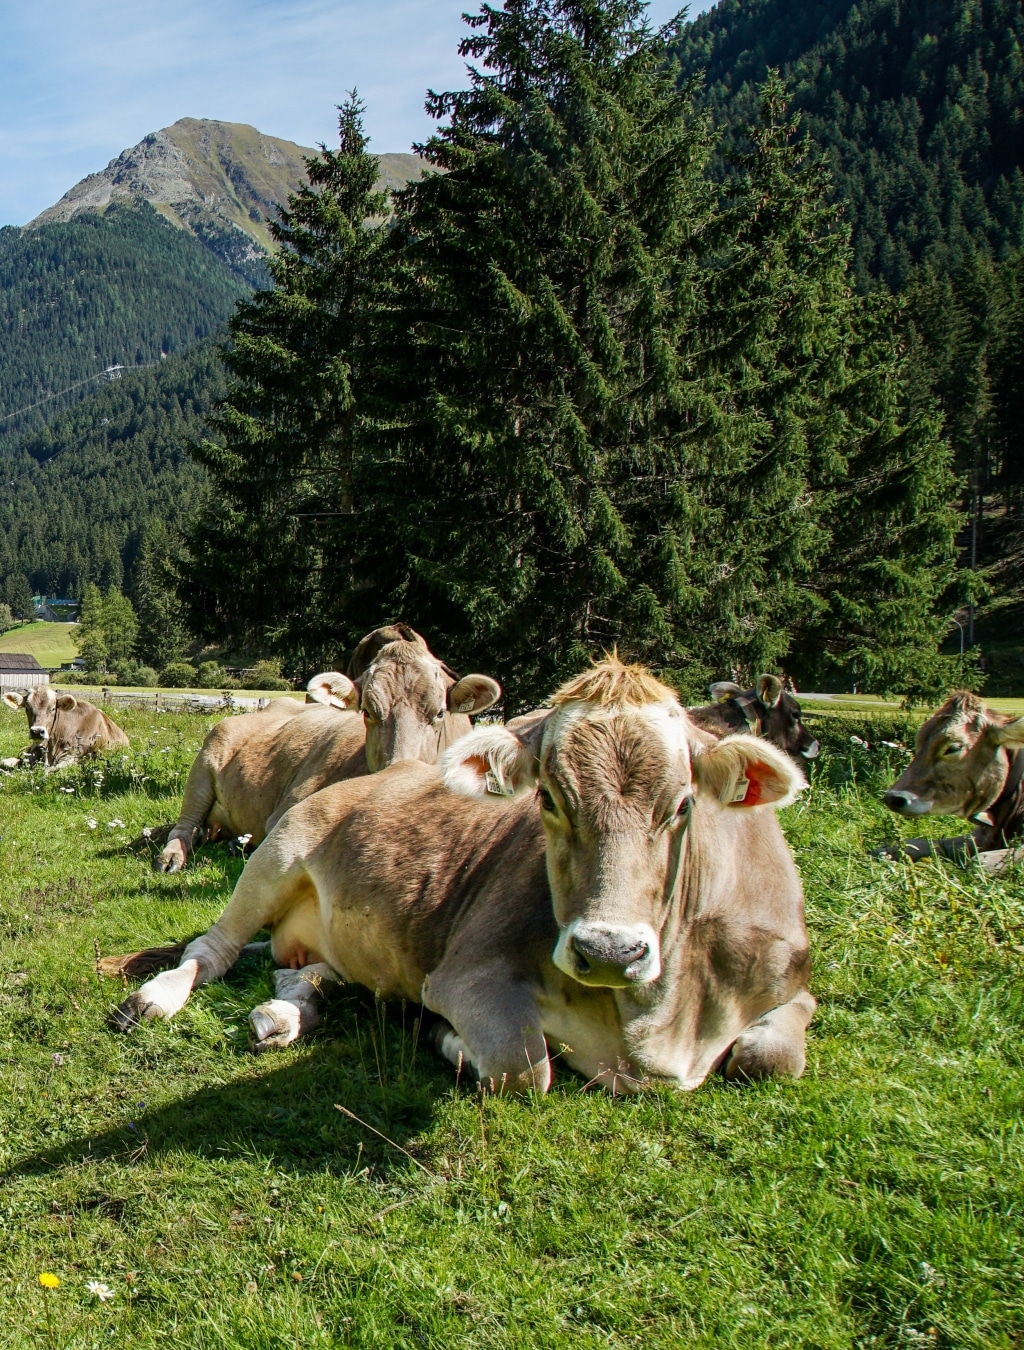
[28,117,426,257]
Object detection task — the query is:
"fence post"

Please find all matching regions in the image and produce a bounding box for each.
[156,692,162,712]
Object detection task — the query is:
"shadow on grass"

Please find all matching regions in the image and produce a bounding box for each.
[7,986,453,1183]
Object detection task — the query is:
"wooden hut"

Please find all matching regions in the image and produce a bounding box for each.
[0,654,49,692]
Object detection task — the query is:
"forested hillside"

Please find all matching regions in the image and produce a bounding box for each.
[672,0,1024,289]
[0,343,221,599]
[0,204,246,456]
[672,0,1024,690]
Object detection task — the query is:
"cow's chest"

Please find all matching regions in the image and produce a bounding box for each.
[536,976,637,1092]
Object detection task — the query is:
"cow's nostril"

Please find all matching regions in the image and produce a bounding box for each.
[883,790,914,814]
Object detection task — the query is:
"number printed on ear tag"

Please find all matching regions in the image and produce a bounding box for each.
[732,776,750,803]
[485,768,515,797]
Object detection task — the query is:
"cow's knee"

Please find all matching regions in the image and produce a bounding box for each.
[723,1023,806,1082]
[723,991,815,1084]
[430,1018,551,1094]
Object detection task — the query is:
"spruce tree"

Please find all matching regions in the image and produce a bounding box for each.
[352,0,722,700]
[184,96,390,668]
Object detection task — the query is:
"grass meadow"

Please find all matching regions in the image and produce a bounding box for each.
[0,703,1020,1347]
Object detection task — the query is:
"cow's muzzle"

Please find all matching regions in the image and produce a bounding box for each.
[882,789,934,817]
[29,725,48,741]
[554,921,661,988]
[801,739,820,759]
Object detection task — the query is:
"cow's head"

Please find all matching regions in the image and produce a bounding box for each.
[710,676,819,761]
[2,686,78,743]
[443,658,803,989]
[344,626,501,772]
[883,692,1024,823]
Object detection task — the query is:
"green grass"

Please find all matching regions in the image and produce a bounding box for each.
[0,709,1021,1347]
[0,622,78,666]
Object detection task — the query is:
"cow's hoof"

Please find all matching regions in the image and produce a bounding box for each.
[248,1001,301,1052]
[108,992,156,1033]
[869,843,902,861]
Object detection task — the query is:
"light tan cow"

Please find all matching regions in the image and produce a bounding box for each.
[2,687,129,768]
[156,627,500,872]
[879,691,1024,870]
[116,658,814,1095]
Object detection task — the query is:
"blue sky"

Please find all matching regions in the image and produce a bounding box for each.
[0,0,710,228]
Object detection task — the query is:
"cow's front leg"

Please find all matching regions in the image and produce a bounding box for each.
[423,966,551,1094]
[723,989,816,1083]
[248,963,340,1051]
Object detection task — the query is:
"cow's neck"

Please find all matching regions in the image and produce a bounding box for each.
[974,747,1024,848]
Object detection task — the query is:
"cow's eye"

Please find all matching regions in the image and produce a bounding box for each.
[676,794,695,821]
[538,787,557,814]
[434,709,446,724]
[940,742,963,757]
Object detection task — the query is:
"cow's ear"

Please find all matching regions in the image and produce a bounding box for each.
[693,734,804,809]
[306,671,359,710]
[55,694,78,711]
[448,674,501,715]
[2,690,26,710]
[709,681,742,703]
[441,721,545,798]
[994,716,1024,747]
[756,674,784,707]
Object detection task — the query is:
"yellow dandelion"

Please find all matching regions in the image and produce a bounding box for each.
[38,1273,60,1289]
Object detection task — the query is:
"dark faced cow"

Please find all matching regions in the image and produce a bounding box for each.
[2,687,129,768]
[689,676,819,764]
[879,691,1024,869]
[116,658,814,1095]
[156,626,500,872]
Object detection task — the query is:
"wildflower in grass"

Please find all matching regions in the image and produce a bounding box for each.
[38,1273,59,1289]
[38,1272,59,1350]
[86,1281,114,1302]
[86,819,98,829]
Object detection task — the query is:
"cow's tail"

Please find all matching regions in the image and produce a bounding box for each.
[157,754,218,873]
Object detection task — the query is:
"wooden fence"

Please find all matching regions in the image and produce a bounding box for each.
[96,690,273,715]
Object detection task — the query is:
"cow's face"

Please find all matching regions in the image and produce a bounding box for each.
[443,664,803,990]
[711,676,819,762]
[356,642,500,773]
[883,693,1024,821]
[2,687,77,742]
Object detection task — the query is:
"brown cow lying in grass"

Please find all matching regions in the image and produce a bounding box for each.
[156,625,500,872]
[689,675,820,764]
[878,691,1024,871]
[115,657,814,1095]
[2,687,129,769]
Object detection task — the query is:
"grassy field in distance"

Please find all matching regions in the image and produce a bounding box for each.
[0,705,1019,1346]
[0,621,78,666]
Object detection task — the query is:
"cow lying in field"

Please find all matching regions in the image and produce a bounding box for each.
[116,657,815,1095]
[156,626,501,872]
[878,691,1024,870]
[1,687,129,768]
[689,675,819,763]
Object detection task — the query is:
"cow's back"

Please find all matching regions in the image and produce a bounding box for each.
[265,764,553,995]
[52,699,130,761]
[207,704,365,844]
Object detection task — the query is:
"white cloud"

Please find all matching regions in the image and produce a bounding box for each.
[0,0,711,226]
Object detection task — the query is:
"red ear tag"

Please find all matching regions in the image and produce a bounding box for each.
[737,769,764,806]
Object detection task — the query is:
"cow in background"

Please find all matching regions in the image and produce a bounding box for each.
[878,691,1024,869]
[118,657,814,1096]
[689,675,819,764]
[1,687,129,769]
[156,626,501,872]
